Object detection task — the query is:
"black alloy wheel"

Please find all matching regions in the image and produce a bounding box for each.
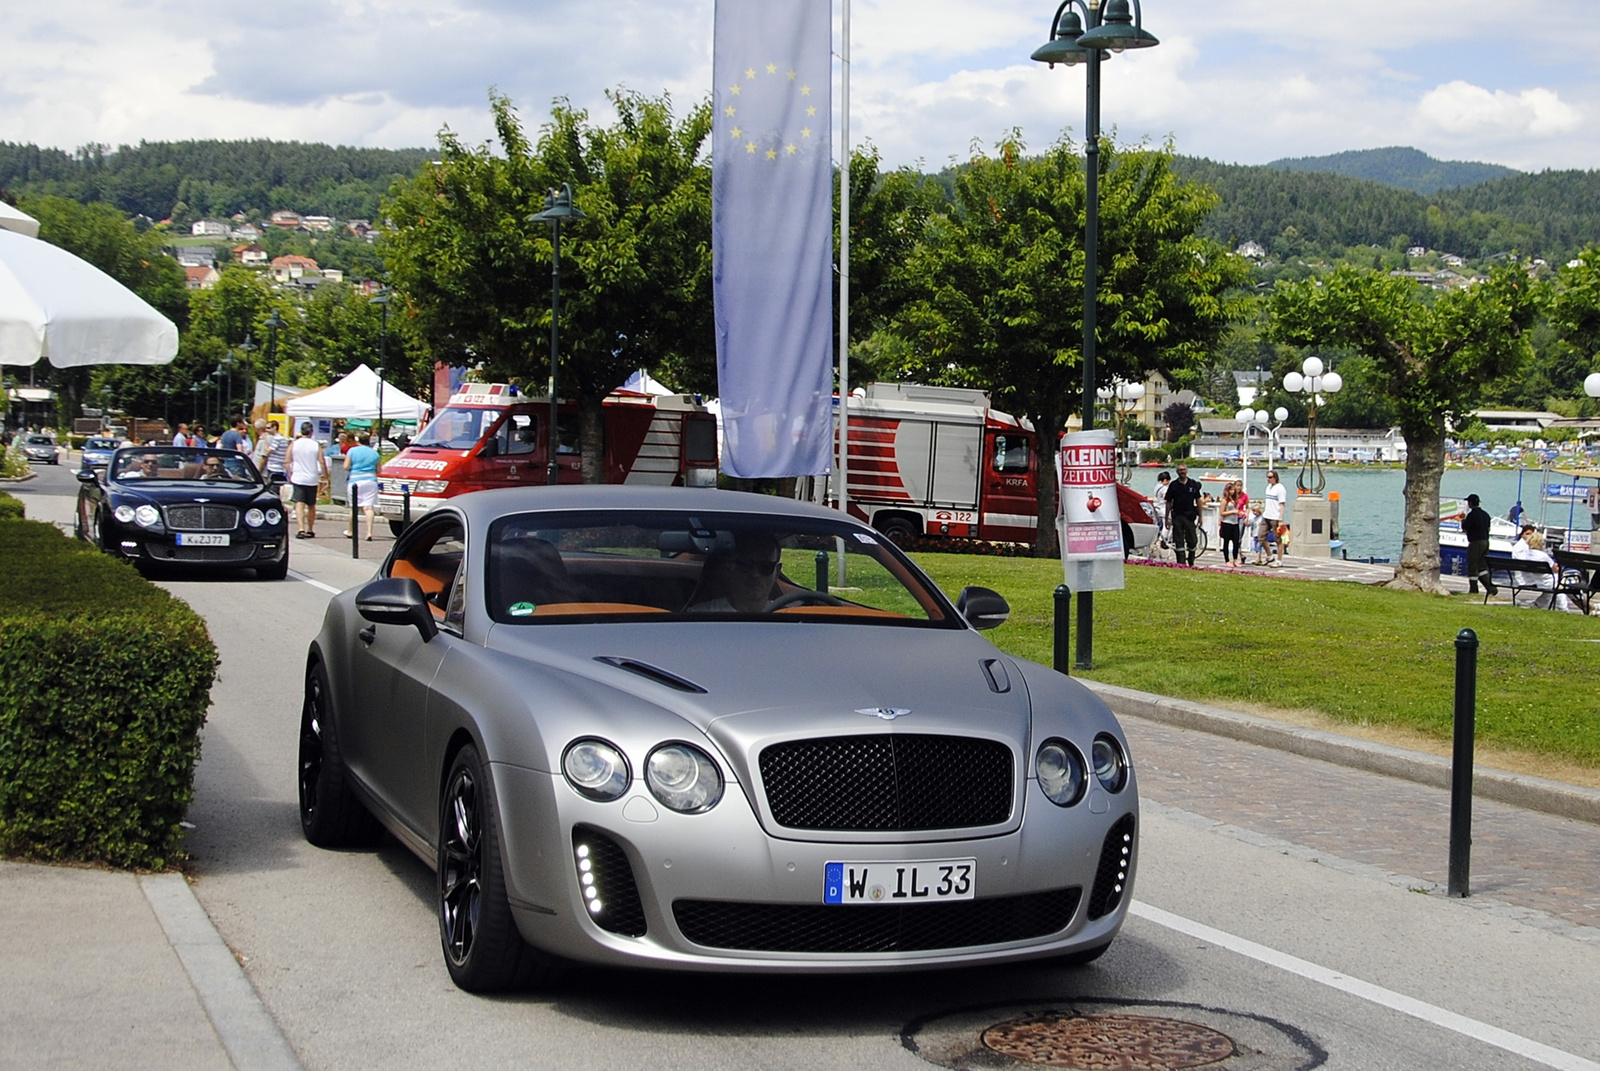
[297,661,382,846]
[437,745,554,992]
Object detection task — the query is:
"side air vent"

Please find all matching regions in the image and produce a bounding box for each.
[594,657,707,694]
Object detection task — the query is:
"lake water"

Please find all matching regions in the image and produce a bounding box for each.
[1126,466,1597,561]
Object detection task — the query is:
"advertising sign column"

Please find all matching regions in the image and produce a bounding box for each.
[1058,429,1124,592]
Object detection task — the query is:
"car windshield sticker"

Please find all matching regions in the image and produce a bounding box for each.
[853,533,876,544]
[509,601,537,617]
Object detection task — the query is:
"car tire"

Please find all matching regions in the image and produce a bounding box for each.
[1121,521,1135,560]
[298,661,384,847]
[437,744,556,993]
[877,517,918,547]
[1058,939,1114,966]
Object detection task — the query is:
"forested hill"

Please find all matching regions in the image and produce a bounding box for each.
[1264,146,1516,194]
[1173,156,1600,261]
[0,140,436,222]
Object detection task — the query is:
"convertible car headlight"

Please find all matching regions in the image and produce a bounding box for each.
[1092,734,1129,793]
[266,508,283,525]
[245,508,266,527]
[645,743,723,814]
[562,739,630,801]
[134,504,161,529]
[113,505,136,523]
[1036,738,1087,807]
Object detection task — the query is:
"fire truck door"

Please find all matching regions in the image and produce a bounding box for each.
[487,409,539,486]
[981,431,1037,540]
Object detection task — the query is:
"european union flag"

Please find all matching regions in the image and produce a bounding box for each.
[712,0,833,478]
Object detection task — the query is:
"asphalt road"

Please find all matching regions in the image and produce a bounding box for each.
[11,461,1600,1071]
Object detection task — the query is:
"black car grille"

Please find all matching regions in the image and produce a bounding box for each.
[1087,814,1136,920]
[147,544,259,563]
[674,887,1081,953]
[758,734,1013,831]
[164,504,239,531]
[572,826,647,937]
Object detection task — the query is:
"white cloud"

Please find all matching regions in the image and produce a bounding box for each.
[1417,81,1582,138]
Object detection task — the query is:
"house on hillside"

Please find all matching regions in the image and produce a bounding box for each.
[233,243,267,266]
[173,246,217,268]
[231,222,263,241]
[184,265,221,290]
[269,210,302,229]
[346,219,374,240]
[191,219,229,237]
[270,254,319,283]
[1232,370,1272,407]
[302,215,335,232]
[1235,240,1267,259]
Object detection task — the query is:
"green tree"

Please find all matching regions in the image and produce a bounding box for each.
[1269,266,1538,593]
[1546,245,1600,415]
[891,135,1249,554]
[383,91,714,481]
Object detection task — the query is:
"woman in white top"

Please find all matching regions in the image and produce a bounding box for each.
[1511,528,1571,611]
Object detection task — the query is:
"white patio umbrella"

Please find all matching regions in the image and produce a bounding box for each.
[0,228,178,368]
[0,201,40,238]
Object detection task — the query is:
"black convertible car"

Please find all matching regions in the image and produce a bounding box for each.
[76,447,290,579]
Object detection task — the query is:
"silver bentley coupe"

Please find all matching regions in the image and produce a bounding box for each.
[299,486,1138,991]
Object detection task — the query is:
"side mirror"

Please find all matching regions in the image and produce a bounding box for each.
[268,471,287,488]
[478,438,500,459]
[76,467,99,484]
[956,586,1010,631]
[356,576,438,642]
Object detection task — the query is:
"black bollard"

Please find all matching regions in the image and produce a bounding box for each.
[401,483,411,531]
[1448,627,1478,898]
[351,505,360,559]
[1053,584,1072,676]
[1074,590,1094,671]
[815,550,829,594]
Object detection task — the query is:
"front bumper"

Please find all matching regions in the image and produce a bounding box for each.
[377,493,445,521]
[105,518,288,569]
[491,763,1137,972]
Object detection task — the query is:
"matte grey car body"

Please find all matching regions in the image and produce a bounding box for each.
[300,486,1138,990]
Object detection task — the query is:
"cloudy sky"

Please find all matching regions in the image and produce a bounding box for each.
[3,0,1597,173]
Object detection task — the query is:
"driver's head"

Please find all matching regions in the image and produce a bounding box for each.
[703,533,781,613]
[137,454,160,473]
[202,455,225,475]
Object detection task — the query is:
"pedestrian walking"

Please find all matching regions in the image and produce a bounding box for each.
[343,434,380,541]
[1219,481,1244,566]
[219,415,250,453]
[1250,501,1268,564]
[171,422,192,447]
[1262,470,1289,566]
[1165,464,1205,566]
[286,422,329,538]
[1448,493,1498,595]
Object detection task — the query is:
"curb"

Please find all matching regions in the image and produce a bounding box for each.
[1080,679,1600,827]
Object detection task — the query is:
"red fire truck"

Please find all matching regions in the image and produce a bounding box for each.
[377,383,718,528]
[826,382,1157,552]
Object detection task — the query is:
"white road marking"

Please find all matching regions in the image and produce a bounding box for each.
[1132,901,1600,1071]
[288,570,341,595]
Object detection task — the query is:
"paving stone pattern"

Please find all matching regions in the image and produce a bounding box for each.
[1124,715,1600,933]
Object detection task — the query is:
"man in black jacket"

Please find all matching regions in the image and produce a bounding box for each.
[1455,493,1498,596]
[1166,464,1205,566]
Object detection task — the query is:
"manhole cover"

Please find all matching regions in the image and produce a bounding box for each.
[982,1013,1235,1070]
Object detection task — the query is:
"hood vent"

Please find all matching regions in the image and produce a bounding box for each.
[594,656,707,694]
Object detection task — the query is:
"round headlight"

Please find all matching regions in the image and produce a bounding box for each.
[134,504,161,528]
[113,505,136,523]
[562,739,629,801]
[1036,738,1087,807]
[1092,734,1129,793]
[265,508,283,525]
[645,743,723,814]
[245,508,266,527]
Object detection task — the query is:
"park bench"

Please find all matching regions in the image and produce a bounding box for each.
[1484,551,1591,613]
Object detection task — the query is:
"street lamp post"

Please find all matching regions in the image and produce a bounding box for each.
[1033,0,1159,671]
[263,309,285,423]
[160,384,173,427]
[1097,379,1146,483]
[189,383,202,426]
[1234,405,1288,493]
[371,290,390,449]
[1283,357,1343,493]
[528,184,586,486]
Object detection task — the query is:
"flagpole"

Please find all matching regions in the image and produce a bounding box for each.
[837,0,851,585]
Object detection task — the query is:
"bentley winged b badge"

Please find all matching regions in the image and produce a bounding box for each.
[855,707,912,721]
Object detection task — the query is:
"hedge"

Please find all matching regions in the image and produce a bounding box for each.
[0,520,216,868]
[0,491,22,520]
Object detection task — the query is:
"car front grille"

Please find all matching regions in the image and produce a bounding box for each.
[758,734,1013,831]
[673,887,1081,953]
[164,504,239,531]
[146,544,258,563]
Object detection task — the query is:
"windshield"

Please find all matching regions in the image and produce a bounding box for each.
[413,406,495,450]
[86,439,120,450]
[112,448,263,484]
[486,510,956,627]
[25,435,52,445]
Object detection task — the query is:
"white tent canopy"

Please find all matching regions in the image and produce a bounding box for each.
[283,363,428,422]
[0,229,179,368]
[0,201,41,239]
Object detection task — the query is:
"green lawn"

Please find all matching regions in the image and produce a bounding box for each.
[910,554,1600,769]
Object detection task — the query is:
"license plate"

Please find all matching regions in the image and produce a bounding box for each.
[176,533,229,547]
[824,859,975,905]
